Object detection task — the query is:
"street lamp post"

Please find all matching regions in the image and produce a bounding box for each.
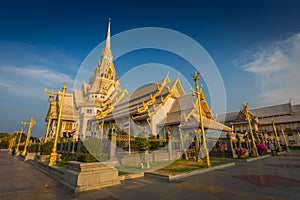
[22,118,36,156]
[272,119,282,152]
[242,103,259,157]
[192,71,211,168]
[15,121,28,154]
[270,119,282,152]
[280,124,289,152]
[45,82,72,166]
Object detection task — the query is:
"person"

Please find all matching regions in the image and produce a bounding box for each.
[269,142,275,156]
[11,148,16,156]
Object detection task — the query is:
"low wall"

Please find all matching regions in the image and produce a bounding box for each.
[117,150,182,166]
[24,152,39,161]
[32,160,119,193]
[65,161,119,192]
[34,154,51,162]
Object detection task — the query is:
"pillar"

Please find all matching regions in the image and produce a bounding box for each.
[179,128,187,159]
[77,139,81,153]
[71,140,75,153]
[109,125,117,160]
[226,133,233,157]
[167,126,173,160]
[67,141,72,153]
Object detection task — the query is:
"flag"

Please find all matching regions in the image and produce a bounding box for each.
[70,129,76,137]
[123,121,130,130]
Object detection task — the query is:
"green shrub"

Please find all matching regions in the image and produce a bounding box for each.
[19,145,25,151]
[41,142,54,155]
[27,144,39,153]
[133,136,151,152]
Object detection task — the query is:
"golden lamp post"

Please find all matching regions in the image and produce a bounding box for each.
[242,102,259,157]
[44,90,56,144]
[272,119,283,152]
[192,71,211,168]
[45,82,71,166]
[15,121,28,154]
[22,118,36,156]
[280,124,289,152]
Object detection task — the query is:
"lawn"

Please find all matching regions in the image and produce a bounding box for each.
[116,159,228,175]
[155,160,227,175]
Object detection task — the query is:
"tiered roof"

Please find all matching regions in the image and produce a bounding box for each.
[46,94,76,121]
[217,102,300,125]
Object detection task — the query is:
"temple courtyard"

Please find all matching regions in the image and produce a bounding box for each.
[0,149,299,200]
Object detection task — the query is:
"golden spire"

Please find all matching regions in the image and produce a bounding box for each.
[91,18,113,81]
[105,17,111,50]
[100,17,113,62]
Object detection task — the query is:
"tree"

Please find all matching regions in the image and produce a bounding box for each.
[132,135,151,169]
[133,136,151,152]
[41,142,54,155]
[0,133,13,149]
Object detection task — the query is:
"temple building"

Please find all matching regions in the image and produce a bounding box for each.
[44,94,77,141]
[217,101,300,146]
[44,19,232,163]
[73,19,124,139]
[71,19,231,143]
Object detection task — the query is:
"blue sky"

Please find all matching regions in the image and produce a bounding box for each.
[1,0,300,137]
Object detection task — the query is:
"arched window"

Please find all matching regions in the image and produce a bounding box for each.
[107,68,112,79]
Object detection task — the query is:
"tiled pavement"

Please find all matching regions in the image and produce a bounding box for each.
[0,150,72,200]
[1,150,300,200]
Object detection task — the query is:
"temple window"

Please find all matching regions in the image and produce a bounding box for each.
[87,109,92,114]
[107,68,112,79]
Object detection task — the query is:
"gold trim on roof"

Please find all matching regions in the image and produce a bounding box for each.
[96,89,128,119]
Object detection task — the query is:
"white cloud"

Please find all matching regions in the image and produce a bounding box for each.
[0,65,74,99]
[239,33,300,105]
[0,41,79,100]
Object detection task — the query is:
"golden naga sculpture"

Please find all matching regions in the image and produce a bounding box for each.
[137,75,170,114]
[96,89,128,120]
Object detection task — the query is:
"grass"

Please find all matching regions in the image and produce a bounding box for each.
[210,161,227,167]
[155,159,229,175]
[55,160,69,168]
[116,160,173,174]
[118,170,132,176]
[155,159,202,175]
[115,158,231,176]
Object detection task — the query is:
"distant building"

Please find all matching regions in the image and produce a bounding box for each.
[44,94,77,140]
[217,102,300,146]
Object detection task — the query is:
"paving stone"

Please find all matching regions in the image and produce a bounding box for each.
[1,150,300,200]
[232,175,300,187]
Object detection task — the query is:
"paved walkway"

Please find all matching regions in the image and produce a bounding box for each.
[0,150,71,200]
[1,150,300,200]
